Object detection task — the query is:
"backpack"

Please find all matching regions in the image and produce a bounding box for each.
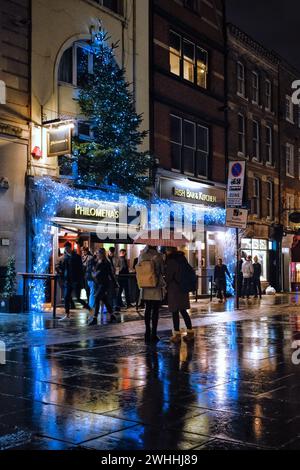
[135,259,158,288]
[178,260,198,293]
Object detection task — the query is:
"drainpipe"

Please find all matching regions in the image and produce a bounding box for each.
[132,0,137,104]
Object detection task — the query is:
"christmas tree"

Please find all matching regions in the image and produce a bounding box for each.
[3,256,16,299]
[73,31,154,197]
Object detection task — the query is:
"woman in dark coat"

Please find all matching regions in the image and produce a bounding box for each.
[166,248,194,343]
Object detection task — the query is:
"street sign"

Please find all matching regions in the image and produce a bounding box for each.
[226,208,248,229]
[226,161,246,208]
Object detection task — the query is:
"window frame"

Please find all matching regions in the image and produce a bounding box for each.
[238,113,246,156]
[286,142,295,177]
[252,120,260,161]
[237,61,245,97]
[196,124,209,178]
[251,71,259,104]
[266,179,274,220]
[285,95,294,123]
[265,79,272,111]
[170,114,183,173]
[58,42,94,87]
[266,125,273,165]
[253,177,261,217]
[169,30,208,89]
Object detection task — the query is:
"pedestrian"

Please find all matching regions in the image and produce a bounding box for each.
[56,241,90,321]
[133,256,144,309]
[242,255,254,299]
[253,255,262,299]
[214,258,231,303]
[88,248,114,326]
[117,249,134,309]
[107,247,120,312]
[237,254,244,298]
[136,245,165,344]
[166,247,195,344]
[81,247,95,308]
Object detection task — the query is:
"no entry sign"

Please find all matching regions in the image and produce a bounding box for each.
[226,161,246,208]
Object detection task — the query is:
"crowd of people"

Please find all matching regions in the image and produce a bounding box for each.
[55,243,196,344]
[214,254,263,302]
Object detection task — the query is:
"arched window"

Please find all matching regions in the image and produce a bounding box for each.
[58,42,94,87]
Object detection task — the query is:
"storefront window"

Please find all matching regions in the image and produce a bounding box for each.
[241,238,268,281]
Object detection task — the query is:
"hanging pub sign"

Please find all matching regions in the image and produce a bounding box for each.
[226,161,246,208]
[47,126,72,157]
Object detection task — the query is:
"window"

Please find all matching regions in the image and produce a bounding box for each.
[169,31,181,77]
[251,71,259,104]
[170,114,209,177]
[265,79,272,110]
[237,62,245,97]
[253,177,261,217]
[197,125,209,177]
[267,180,274,219]
[286,143,295,177]
[241,238,268,281]
[183,40,195,83]
[170,114,182,171]
[196,47,208,88]
[286,95,294,123]
[58,43,93,87]
[238,114,246,155]
[91,0,124,15]
[184,0,201,12]
[266,125,273,165]
[252,120,260,160]
[169,31,208,89]
[183,120,196,174]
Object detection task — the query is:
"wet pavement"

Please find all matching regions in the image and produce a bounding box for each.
[1,294,300,450]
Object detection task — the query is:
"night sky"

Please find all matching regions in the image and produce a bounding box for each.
[226,0,300,70]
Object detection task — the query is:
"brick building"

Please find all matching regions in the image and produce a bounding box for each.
[150,0,231,286]
[227,24,281,290]
[279,59,300,292]
[0,0,30,296]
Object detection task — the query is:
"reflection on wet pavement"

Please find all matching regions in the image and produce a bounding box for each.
[1,295,300,450]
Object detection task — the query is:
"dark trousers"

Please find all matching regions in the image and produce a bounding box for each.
[172,309,192,331]
[215,278,226,300]
[253,277,262,298]
[144,300,160,336]
[242,278,252,298]
[64,282,89,314]
[237,274,243,297]
[117,277,131,306]
[94,284,113,318]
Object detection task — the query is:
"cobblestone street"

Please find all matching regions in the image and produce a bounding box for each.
[1,295,300,450]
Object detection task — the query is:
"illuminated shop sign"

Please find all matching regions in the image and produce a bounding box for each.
[159,177,225,208]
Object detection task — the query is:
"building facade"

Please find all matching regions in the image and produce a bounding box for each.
[150,0,231,291]
[227,24,281,290]
[0,0,30,296]
[279,60,300,292]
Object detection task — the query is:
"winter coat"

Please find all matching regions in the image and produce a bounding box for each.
[138,247,165,301]
[166,252,190,312]
[56,252,84,286]
[93,259,114,288]
[108,255,119,275]
[214,264,230,281]
[242,260,254,279]
[82,254,96,281]
[253,262,262,279]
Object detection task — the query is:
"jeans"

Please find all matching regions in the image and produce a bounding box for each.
[87,280,95,309]
[242,278,252,298]
[172,309,192,332]
[253,277,262,298]
[144,300,160,337]
[63,282,89,314]
[117,277,131,307]
[215,278,226,300]
[94,284,113,318]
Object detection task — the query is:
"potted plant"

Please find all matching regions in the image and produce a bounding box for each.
[0,256,17,313]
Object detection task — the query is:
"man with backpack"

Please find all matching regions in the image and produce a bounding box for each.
[165,248,196,343]
[136,245,165,344]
